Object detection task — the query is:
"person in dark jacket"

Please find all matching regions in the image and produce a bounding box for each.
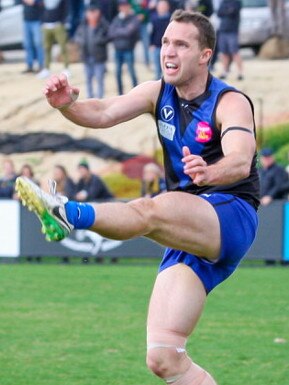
[90,0,118,22]
[75,161,114,202]
[74,4,109,98]
[22,0,44,74]
[108,0,140,95]
[217,0,243,80]
[150,0,171,79]
[259,148,289,206]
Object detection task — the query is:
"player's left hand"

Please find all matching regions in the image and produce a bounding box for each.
[182,146,208,186]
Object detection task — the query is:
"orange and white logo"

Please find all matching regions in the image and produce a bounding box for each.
[195,121,212,143]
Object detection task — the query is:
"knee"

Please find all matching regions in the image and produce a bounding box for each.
[128,197,156,230]
[146,347,184,379]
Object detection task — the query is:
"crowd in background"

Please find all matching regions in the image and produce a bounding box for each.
[20,0,246,96]
[2,148,289,205]
[0,158,115,201]
[0,157,169,200]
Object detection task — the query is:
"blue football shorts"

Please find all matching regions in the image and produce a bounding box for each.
[159,193,258,293]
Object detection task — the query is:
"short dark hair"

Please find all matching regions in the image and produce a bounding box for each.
[170,10,216,51]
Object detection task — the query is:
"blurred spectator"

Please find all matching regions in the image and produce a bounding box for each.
[148,0,157,12]
[108,0,140,95]
[0,159,17,199]
[184,0,213,17]
[75,161,114,201]
[67,0,85,38]
[74,4,109,98]
[90,0,119,22]
[18,164,39,184]
[141,162,166,197]
[168,0,186,11]
[217,0,243,81]
[209,0,222,71]
[14,163,39,199]
[52,164,76,199]
[130,0,151,67]
[149,0,185,13]
[22,0,44,74]
[37,0,70,79]
[259,148,289,206]
[150,0,171,80]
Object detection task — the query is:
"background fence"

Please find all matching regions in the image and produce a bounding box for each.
[1,200,288,262]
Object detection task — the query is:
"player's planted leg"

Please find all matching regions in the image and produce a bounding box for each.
[146,265,218,385]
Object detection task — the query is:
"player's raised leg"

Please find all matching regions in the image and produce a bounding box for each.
[90,190,220,259]
[16,176,221,260]
[146,263,218,384]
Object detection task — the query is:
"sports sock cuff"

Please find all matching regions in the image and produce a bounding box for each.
[65,201,96,229]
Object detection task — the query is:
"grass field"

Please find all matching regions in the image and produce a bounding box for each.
[0,262,288,385]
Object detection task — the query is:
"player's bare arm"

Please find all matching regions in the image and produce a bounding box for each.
[183,92,256,186]
[44,74,161,129]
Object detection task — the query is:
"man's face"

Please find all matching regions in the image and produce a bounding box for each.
[78,166,90,179]
[161,21,211,87]
[260,155,274,169]
[118,3,131,15]
[157,0,170,15]
[86,9,101,24]
[3,160,15,177]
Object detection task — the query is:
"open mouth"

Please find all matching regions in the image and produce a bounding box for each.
[165,62,178,69]
[164,62,179,74]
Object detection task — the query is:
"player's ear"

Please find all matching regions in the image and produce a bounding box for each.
[200,48,212,64]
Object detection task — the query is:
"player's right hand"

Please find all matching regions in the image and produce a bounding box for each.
[182,146,208,186]
[43,74,80,110]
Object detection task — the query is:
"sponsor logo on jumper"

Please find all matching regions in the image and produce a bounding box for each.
[195,121,212,143]
[161,105,175,121]
[158,120,176,141]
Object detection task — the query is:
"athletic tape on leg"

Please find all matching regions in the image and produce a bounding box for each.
[165,374,184,384]
[147,342,186,353]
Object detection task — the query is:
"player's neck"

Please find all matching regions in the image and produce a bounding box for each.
[176,71,209,101]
